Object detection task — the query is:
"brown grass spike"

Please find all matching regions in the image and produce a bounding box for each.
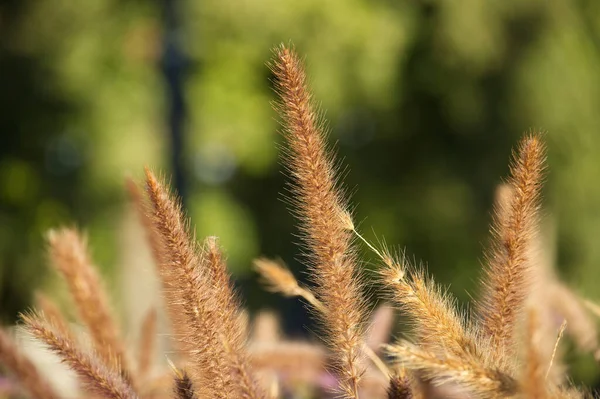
[478,133,545,361]
[46,228,134,384]
[270,44,367,399]
[144,169,231,397]
[253,257,326,313]
[0,328,59,399]
[381,255,481,360]
[144,169,264,399]
[23,312,138,399]
[204,236,264,399]
[386,343,517,397]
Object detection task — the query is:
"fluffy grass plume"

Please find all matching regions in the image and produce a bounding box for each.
[380,255,481,360]
[0,328,58,399]
[145,169,264,399]
[46,228,133,382]
[270,44,367,399]
[478,134,546,364]
[144,169,232,396]
[23,312,138,399]
[385,343,517,397]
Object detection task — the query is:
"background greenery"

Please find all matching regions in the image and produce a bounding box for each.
[2,0,600,387]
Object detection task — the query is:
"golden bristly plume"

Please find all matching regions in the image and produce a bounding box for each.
[46,228,134,385]
[144,168,264,399]
[380,253,481,361]
[270,44,367,399]
[386,342,518,397]
[478,133,546,364]
[23,312,138,399]
[0,327,59,399]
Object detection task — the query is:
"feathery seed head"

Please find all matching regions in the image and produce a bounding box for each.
[23,312,138,399]
[271,44,367,398]
[253,258,299,296]
[0,328,59,399]
[45,227,132,381]
[478,132,546,365]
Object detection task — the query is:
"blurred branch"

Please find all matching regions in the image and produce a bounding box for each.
[160,0,188,205]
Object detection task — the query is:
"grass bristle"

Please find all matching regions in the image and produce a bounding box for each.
[22,312,137,399]
[144,168,264,399]
[270,44,367,399]
[477,133,546,366]
[46,227,134,385]
[0,327,59,399]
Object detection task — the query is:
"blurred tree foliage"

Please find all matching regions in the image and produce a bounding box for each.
[0,0,164,321]
[2,0,600,383]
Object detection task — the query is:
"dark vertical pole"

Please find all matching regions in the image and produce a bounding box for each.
[160,0,187,205]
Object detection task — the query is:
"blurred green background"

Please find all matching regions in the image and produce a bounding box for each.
[1,0,600,386]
